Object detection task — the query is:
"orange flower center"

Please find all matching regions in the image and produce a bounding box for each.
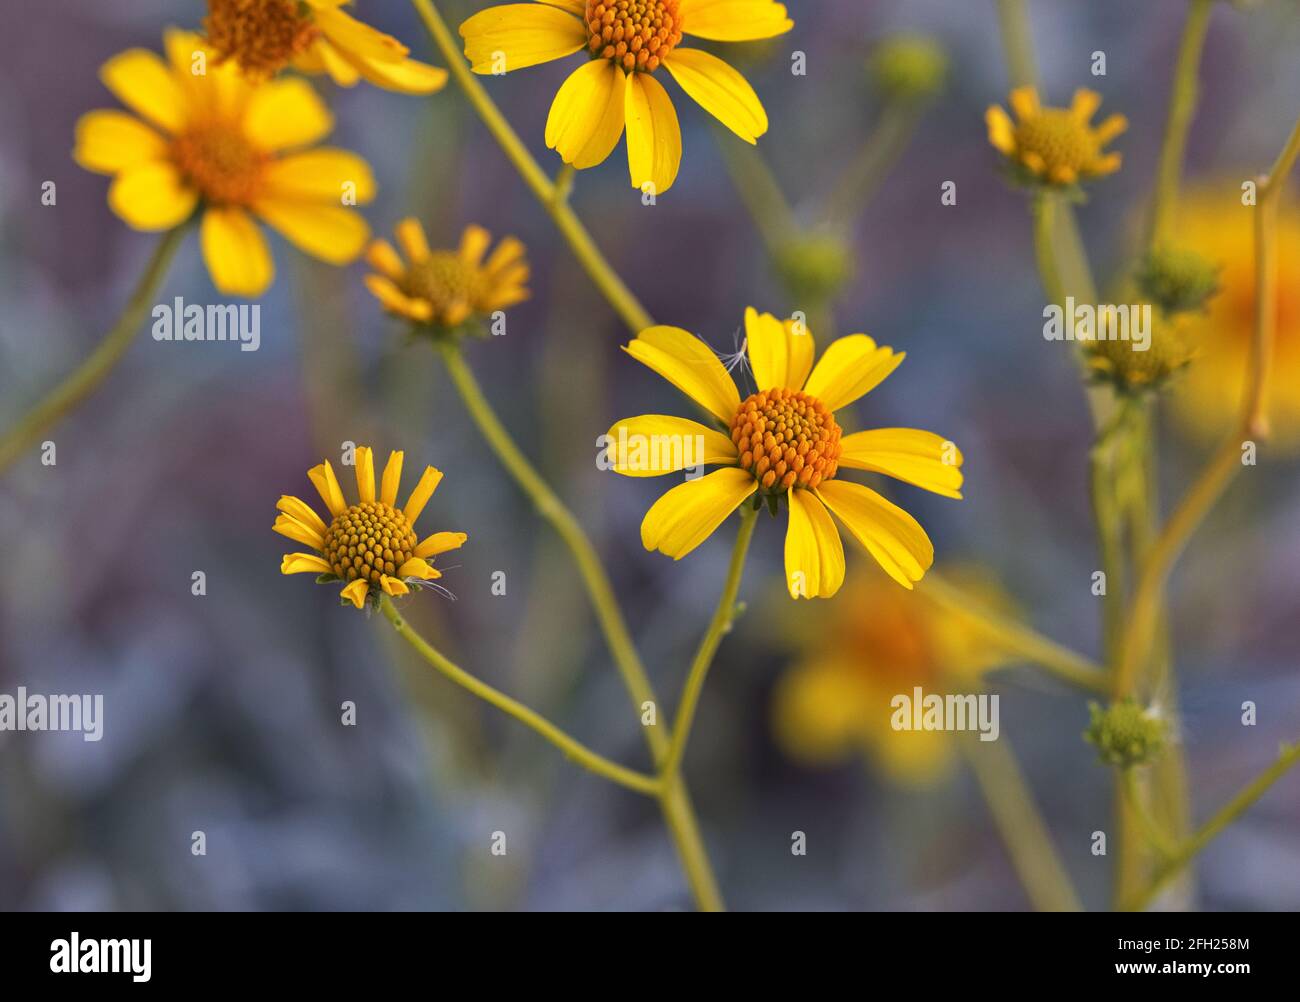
[204,0,319,78]
[585,0,683,73]
[1014,109,1099,176]
[730,388,842,493]
[170,120,268,206]
[323,502,419,586]
[402,252,487,321]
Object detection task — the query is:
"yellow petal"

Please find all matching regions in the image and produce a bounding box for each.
[100,48,188,134]
[459,4,587,74]
[1008,85,1040,120]
[274,513,325,550]
[1071,87,1102,122]
[535,0,585,13]
[366,239,406,280]
[262,148,376,204]
[838,428,964,499]
[380,450,405,506]
[772,659,871,764]
[308,460,348,516]
[277,495,328,536]
[459,224,492,266]
[354,445,375,502]
[816,480,933,589]
[73,110,167,174]
[395,217,430,263]
[415,531,468,558]
[380,574,411,597]
[364,274,434,321]
[340,579,370,608]
[200,207,274,297]
[484,236,526,275]
[281,552,332,575]
[802,334,903,412]
[348,53,449,94]
[679,0,793,41]
[403,466,444,525]
[397,557,440,580]
[545,59,626,169]
[625,70,681,194]
[243,78,334,151]
[664,48,767,143]
[314,6,409,62]
[985,105,1015,155]
[784,489,845,599]
[744,306,813,390]
[306,38,362,86]
[252,199,370,265]
[624,325,741,423]
[107,161,198,231]
[605,414,738,476]
[640,467,756,559]
[1095,113,1128,144]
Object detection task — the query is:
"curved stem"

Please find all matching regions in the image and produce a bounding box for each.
[661,505,759,780]
[1119,768,1179,859]
[0,225,187,476]
[411,0,653,334]
[820,102,921,227]
[378,595,660,795]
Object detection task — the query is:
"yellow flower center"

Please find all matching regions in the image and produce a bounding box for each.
[402,252,487,322]
[204,0,320,78]
[170,121,268,206]
[1014,109,1100,177]
[585,0,683,73]
[729,388,842,493]
[322,501,419,586]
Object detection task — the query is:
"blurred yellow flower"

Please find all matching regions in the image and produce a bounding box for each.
[1168,184,1300,449]
[607,309,962,594]
[204,0,447,93]
[986,86,1126,187]
[363,220,531,328]
[276,447,467,610]
[459,0,793,193]
[771,569,1013,784]
[74,29,376,297]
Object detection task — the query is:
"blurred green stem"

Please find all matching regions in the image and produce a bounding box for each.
[996,0,1037,89]
[1119,768,1178,860]
[821,102,921,227]
[715,133,796,255]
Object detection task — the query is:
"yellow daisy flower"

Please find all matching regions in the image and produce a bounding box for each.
[985,86,1126,187]
[459,0,794,193]
[771,568,1013,785]
[74,29,376,297]
[363,219,531,328]
[204,0,448,94]
[606,309,963,595]
[276,446,468,610]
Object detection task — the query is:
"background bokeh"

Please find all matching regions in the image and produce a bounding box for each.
[2,0,1298,911]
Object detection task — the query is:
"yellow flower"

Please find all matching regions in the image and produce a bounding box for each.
[74,29,376,297]
[276,447,468,610]
[363,220,531,328]
[985,86,1126,187]
[771,568,1013,784]
[606,309,963,595]
[1168,184,1300,450]
[459,0,793,193]
[203,0,448,94]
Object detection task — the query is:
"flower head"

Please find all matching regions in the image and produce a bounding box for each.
[867,34,948,103]
[1085,310,1197,394]
[277,447,467,610]
[606,309,963,596]
[986,86,1126,188]
[363,220,530,330]
[459,0,794,193]
[1085,699,1167,768]
[74,29,376,296]
[204,0,447,93]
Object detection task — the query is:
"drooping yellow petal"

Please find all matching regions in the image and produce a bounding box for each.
[838,428,964,499]
[802,334,903,412]
[277,495,328,536]
[304,38,362,86]
[262,148,376,203]
[985,105,1015,155]
[640,467,756,559]
[107,161,198,230]
[397,557,440,580]
[366,239,406,280]
[605,414,738,476]
[73,110,167,174]
[200,207,274,297]
[784,489,845,599]
[308,460,348,516]
[281,552,332,575]
[664,48,767,143]
[744,307,813,391]
[403,466,444,525]
[1008,85,1040,120]
[380,450,405,506]
[100,48,188,134]
[243,78,334,151]
[459,4,587,74]
[1071,87,1102,122]
[625,70,681,194]
[354,445,375,502]
[314,5,409,62]
[380,574,411,597]
[545,59,627,169]
[414,531,468,559]
[816,479,933,589]
[364,275,434,321]
[679,0,793,41]
[340,578,370,608]
[395,217,430,263]
[348,54,449,94]
[252,199,369,265]
[274,513,325,550]
[624,326,742,423]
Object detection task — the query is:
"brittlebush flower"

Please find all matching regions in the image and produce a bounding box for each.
[74,29,375,296]
[459,0,793,193]
[277,447,467,610]
[204,0,447,93]
[606,309,963,595]
[986,86,1126,188]
[1168,185,1300,450]
[771,569,1013,784]
[363,219,530,329]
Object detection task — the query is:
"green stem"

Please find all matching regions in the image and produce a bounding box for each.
[995,0,1038,90]
[0,225,187,475]
[714,132,796,256]
[820,102,920,227]
[378,595,660,796]
[411,0,652,335]
[661,505,759,780]
[1120,768,1179,859]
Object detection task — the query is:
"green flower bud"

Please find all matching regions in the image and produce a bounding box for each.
[1136,245,1221,316]
[1085,309,1197,394]
[1085,700,1167,768]
[773,231,855,306]
[868,35,948,103]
